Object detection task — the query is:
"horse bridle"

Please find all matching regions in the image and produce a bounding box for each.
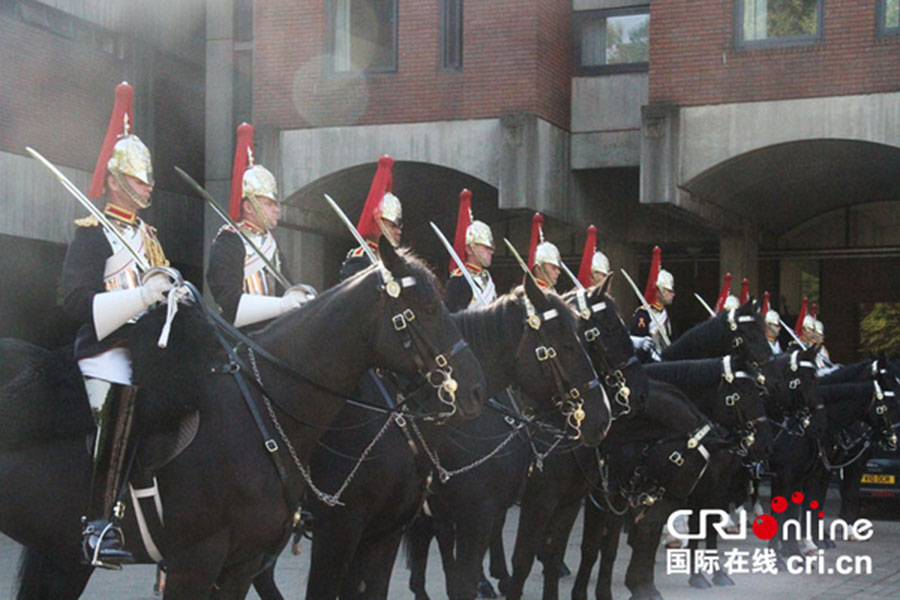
[513,295,603,440]
[719,355,768,456]
[379,270,472,418]
[574,290,637,419]
[726,308,757,350]
[866,360,898,451]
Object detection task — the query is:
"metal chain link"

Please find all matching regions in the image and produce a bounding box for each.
[409,418,523,483]
[249,348,395,507]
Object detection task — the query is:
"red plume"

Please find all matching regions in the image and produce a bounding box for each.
[356,156,395,240]
[451,189,473,273]
[89,82,134,199]
[229,122,254,220]
[794,298,808,337]
[527,213,543,270]
[713,273,733,314]
[810,302,818,319]
[739,278,750,305]
[577,225,598,288]
[761,291,770,317]
[643,246,662,306]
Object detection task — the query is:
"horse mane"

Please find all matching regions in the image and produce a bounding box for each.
[128,302,223,431]
[452,287,578,364]
[661,312,727,361]
[818,359,872,385]
[819,381,877,427]
[0,339,92,449]
[644,358,723,396]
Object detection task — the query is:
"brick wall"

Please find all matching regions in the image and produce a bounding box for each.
[254,0,572,130]
[649,0,900,106]
[0,15,120,171]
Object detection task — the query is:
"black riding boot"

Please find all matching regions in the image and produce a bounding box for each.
[81,379,137,569]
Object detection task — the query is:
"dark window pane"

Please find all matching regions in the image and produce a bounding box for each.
[442,0,462,70]
[333,0,396,72]
[742,0,820,41]
[234,0,253,43]
[580,12,648,67]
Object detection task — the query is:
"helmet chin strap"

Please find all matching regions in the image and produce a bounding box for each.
[246,194,275,231]
[378,218,400,248]
[111,168,151,209]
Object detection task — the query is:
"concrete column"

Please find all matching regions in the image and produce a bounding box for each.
[203,0,235,294]
[719,222,760,299]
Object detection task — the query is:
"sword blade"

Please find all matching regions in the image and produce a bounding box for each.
[429,221,488,307]
[175,166,292,289]
[323,193,379,265]
[27,146,149,271]
[694,292,716,317]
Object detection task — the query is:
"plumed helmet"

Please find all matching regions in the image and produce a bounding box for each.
[802,315,816,332]
[535,241,562,268]
[592,251,610,276]
[89,82,153,204]
[109,133,153,189]
[243,163,278,202]
[466,220,493,248]
[656,269,674,292]
[379,192,403,227]
[723,294,740,312]
[814,319,824,335]
[765,309,781,326]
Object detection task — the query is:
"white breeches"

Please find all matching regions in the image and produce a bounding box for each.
[78,347,133,386]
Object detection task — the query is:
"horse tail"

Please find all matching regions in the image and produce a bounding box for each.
[16,546,90,600]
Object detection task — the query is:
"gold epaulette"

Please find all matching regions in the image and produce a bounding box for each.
[74,215,100,227]
[450,267,463,277]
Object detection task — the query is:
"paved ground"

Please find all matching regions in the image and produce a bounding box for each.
[1,487,898,599]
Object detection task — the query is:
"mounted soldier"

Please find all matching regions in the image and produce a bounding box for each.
[630,246,674,353]
[445,189,496,312]
[576,224,611,289]
[526,212,561,293]
[60,82,177,567]
[339,155,403,280]
[206,122,312,328]
[761,291,783,354]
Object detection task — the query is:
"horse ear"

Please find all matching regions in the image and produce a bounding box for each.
[524,272,551,312]
[739,298,754,314]
[599,273,614,297]
[379,236,398,271]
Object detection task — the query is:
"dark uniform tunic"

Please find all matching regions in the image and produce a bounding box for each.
[207,223,289,323]
[445,263,496,313]
[630,303,673,352]
[339,240,379,282]
[61,209,167,360]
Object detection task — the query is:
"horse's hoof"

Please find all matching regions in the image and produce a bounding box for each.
[629,583,664,600]
[712,570,735,586]
[476,578,497,599]
[688,573,712,589]
[497,577,510,595]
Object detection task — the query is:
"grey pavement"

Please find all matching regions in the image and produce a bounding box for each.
[1,489,899,599]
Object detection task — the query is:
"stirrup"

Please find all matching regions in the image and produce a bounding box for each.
[82,520,134,570]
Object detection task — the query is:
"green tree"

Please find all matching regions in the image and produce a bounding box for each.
[606,17,649,64]
[859,303,900,356]
[767,0,818,37]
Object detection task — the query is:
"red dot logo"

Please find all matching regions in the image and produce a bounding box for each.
[792,491,804,504]
[771,496,788,513]
[810,500,819,509]
[818,511,825,519]
[753,514,779,540]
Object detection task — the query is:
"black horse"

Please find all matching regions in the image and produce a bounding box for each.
[817,357,900,522]
[255,277,612,600]
[661,300,770,367]
[2,241,487,599]
[404,284,612,600]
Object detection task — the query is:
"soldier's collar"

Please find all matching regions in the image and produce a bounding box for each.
[104,203,138,225]
[535,278,552,290]
[238,220,267,235]
[366,239,379,252]
[465,262,483,274]
[650,302,664,311]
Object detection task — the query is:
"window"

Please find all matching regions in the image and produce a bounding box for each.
[574,8,649,75]
[879,0,899,35]
[736,0,823,47]
[441,0,463,70]
[329,0,397,73]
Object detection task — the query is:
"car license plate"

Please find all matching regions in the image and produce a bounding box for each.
[861,474,895,484]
